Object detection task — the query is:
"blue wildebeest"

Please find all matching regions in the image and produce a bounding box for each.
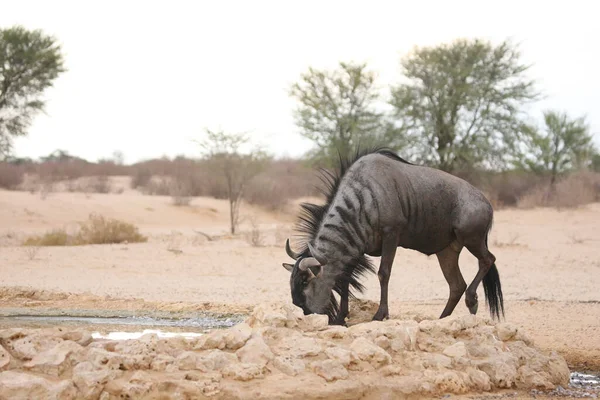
[282,147,504,325]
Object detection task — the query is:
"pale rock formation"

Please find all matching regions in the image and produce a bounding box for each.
[0,300,571,399]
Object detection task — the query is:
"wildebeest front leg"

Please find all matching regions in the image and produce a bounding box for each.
[332,280,349,325]
[372,231,398,321]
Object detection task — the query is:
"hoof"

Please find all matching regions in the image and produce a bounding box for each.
[468,302,479,315]
[372,310,388,321]
[465,292,478,314]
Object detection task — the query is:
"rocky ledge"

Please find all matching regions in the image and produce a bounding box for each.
[0,302,570,399]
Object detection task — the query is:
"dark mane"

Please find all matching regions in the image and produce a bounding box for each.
[291,146,411,316]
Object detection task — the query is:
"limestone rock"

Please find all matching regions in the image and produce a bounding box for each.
[236,336,273,366]
[82,348,126,370]
[246,302,303,328]
[150,354,175,371]
[443,341,467,359]
[176,350,237,371]
[225,323,253,350]
[350,337,391,369]
[223,363,264,381]
[472,352,519,388]
[317,325,348,340]
[312,359,349,381]
[273,356,305,376]
[61,330,93,347]
[0,371,77,399]
[466,367,492,391]
[0,308,574,399]
[0,345,11,370]
[24,340,83,376]
[276,336,322,358]
[72,361,122,400]
[8,334,63,361]
[325,347,351,367]
[422,353,453,369]
[298,314,329,332]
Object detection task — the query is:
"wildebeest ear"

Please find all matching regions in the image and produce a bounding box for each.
[282,263,294,272]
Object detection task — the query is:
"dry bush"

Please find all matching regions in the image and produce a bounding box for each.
[129,157,316,207]
[244,159,320,210]
[484,171,544,208]
[65,176,113,194]
[170,179,193,206]
[23,214,147,246]
[517,171,600,209]
[0,162,25,189]
[85,176,112,194]
[131,168,152,189]
[244,176,288,211]
[77,214,147,244]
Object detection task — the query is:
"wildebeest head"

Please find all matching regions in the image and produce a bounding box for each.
[282,239,338,320]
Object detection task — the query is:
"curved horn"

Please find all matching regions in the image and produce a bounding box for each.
[298,257,321,271]
[299,257,323,279]
[285,238,300,259]
[307,242,327,265]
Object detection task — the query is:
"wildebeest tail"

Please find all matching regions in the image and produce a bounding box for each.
[483,233,504,320]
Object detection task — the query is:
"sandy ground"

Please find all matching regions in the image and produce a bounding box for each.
[1,183,600,378]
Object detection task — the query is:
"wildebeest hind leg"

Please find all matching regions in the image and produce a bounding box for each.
[464,240,496,315]
[372,231,398,321]
[436,242,466,318]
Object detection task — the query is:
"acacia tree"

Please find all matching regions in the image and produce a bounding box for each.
[289,61,402,166]
[517,110,594,185]
[389,38,539,173]
[197,129,269,234]
[0,26,66,159]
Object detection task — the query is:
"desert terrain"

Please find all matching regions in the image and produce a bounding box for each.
[1,178,599,398]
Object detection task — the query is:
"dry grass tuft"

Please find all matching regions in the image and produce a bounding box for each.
[23,214,147,246]
[245,217,265,247]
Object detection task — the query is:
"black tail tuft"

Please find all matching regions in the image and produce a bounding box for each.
[482,262,504,320]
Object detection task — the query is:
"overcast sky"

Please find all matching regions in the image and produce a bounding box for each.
[2,0,599,164]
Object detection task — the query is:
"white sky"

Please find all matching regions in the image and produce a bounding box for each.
[2,0,599,164]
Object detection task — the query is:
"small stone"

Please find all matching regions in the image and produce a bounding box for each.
[496,323,518,341]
